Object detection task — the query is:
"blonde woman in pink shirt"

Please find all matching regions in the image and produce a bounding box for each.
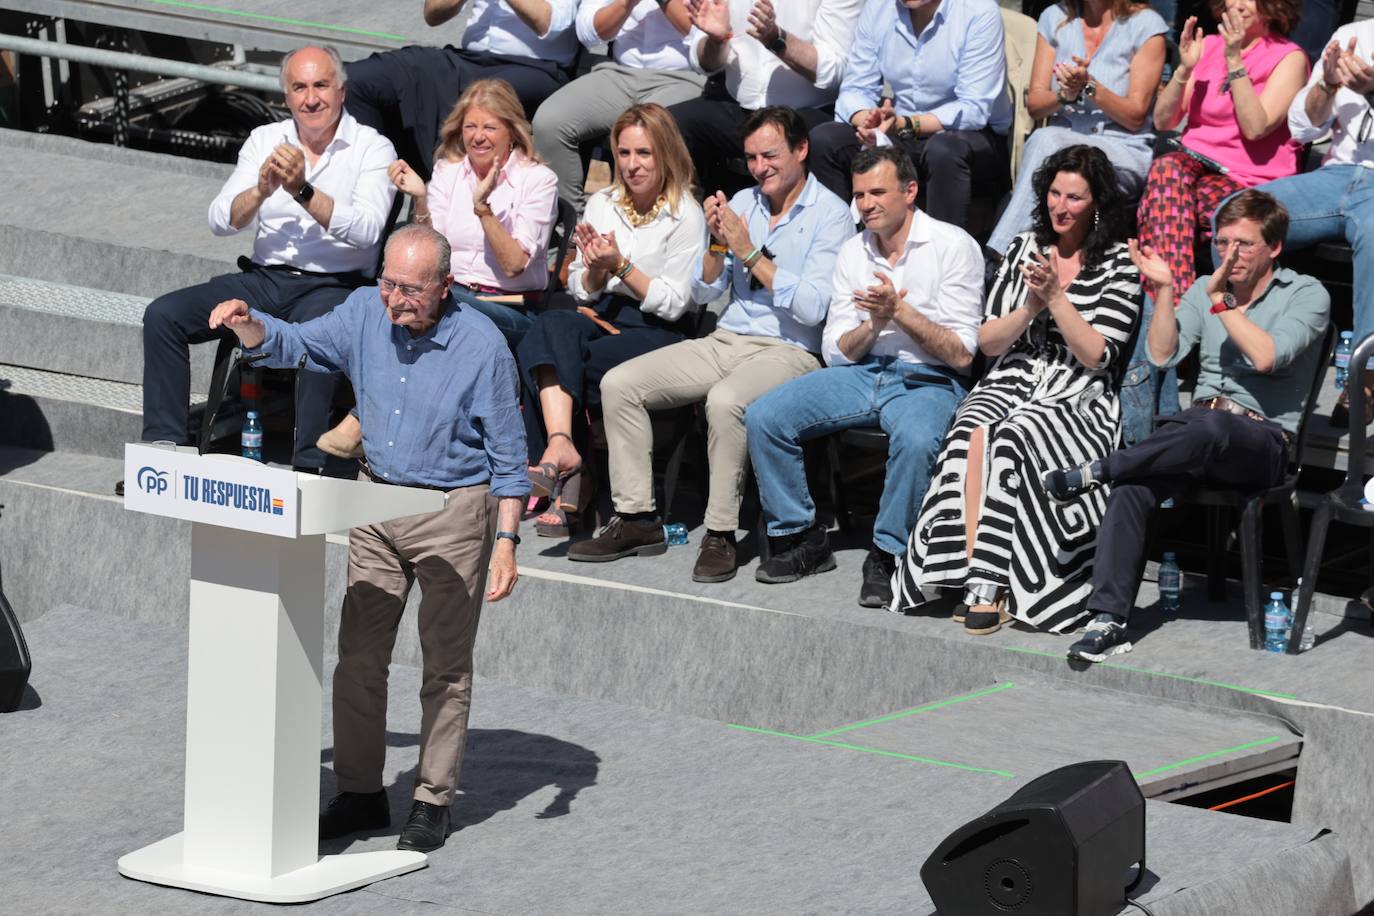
[317,79,558,459]
[1136,0,1306,299]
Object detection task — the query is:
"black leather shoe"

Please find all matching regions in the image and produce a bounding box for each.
[857,547,896,608]
[396,800,450,852]
[115,480,124,497]
[319,789,389,840]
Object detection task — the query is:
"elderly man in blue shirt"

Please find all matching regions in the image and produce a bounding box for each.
[208,223,528,853]
[568,106,853,583]
[809,0,1012,229]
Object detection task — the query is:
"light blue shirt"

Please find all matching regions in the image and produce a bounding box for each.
[691,173,854,352]
[1039,4,1167,141]
[461,0,580,68]
[834,0,1012,133]
[247,290,529,497]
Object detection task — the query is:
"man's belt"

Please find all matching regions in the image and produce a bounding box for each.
[1194,396,1292,443]
[361,461,454,493]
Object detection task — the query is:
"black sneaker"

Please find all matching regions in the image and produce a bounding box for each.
[1067,613,1132,662]
[319,789,390,840]
[858,547,896,608]
[396,800,450,852]
[755,523,836,584]
[1042,460,1102,502]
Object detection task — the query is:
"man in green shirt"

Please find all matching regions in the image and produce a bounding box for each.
[1042,190,1330,662]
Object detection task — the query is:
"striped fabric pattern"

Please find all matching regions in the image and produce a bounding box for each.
[892,234,1141,632]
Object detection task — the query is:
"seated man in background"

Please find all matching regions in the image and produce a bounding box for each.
[809,0,1012,228]
[746,146,983,607]
[1244,19,1374,426]
[1044,191,1330,663]
[669,0,862,197]
[568,107,853,582]
[345,0,579,179]
[533,0,706,214]
[141,45,396,470]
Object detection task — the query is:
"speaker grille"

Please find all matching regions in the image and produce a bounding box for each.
[984,858,1032,910]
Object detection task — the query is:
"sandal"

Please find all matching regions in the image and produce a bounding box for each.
[528,432,582,498]
[536,468,592,538]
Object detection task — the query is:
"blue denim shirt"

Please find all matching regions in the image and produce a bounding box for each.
[834,0,1012,133]
[691,174,855,352]
[247,288,529,496]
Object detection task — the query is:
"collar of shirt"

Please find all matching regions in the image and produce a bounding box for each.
[862,208,932,265]
[897,1,947,51]
[390,295,461,352]
[455,151,519,191]
[279,109,358,175]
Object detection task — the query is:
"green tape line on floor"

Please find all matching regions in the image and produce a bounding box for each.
[807,682,1016,739]
[1135,735,1286,778]
[728,724,1015,778]
[1000,645,1299,700]
[142,0,411,41]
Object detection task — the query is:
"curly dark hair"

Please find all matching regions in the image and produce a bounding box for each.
[1029,144,1125,267]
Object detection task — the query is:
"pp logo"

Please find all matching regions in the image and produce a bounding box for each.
[136,466,169,496]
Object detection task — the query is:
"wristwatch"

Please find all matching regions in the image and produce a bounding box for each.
[294,181,315,205]
[766,27,787,57]
[1209,291,1238,314]
[1080,80,1096,101]
[895,116,917,140]
[495,530,521,546]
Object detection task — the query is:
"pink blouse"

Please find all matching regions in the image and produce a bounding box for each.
[1182,34,1307,187]
[427,151,559,292]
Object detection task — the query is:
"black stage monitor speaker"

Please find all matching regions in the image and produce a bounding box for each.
[921,760,1145,916]
[0,579,31,713]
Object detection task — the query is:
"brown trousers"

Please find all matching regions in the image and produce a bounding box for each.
[332,482,496,806]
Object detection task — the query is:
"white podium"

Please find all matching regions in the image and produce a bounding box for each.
[118,444,446,902]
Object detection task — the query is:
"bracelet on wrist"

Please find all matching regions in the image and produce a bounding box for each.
[741,247,763,269]
[708,242,729,256]
[614,258,634,280]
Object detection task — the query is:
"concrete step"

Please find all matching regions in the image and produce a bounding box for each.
[0,274,214,390]
[0,129,239,297]
[0,364,146,459]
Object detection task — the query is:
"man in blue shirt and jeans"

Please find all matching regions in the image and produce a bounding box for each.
[569,106,854,583]
[208,224,528,853]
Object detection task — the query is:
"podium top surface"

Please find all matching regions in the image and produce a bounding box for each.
[122,444,445,537]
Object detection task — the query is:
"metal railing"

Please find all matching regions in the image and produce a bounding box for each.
[0,33,281,92]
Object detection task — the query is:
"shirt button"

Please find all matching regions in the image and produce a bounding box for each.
[388,440,394,447]
[407,344,414,351]
[394,408,400,414]
[382,472,389,479]
[400,377,406,383]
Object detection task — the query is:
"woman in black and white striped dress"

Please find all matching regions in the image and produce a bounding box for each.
[892,145,1141,635]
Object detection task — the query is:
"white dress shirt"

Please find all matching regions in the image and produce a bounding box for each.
[576,0,694,71]
[1289,20,1374,169]
[569,187,707,321]
[822,209,984,368]
[460,0,581,68]
[208,111,396,275]
[687,0,862,110]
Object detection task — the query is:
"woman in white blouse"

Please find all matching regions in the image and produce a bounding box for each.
[517,102,706,535]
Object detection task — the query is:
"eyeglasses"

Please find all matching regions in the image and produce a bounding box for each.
[1214,237,1259,253]
[378,277,435,300]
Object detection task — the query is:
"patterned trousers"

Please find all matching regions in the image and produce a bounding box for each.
[1136,152,1242,296]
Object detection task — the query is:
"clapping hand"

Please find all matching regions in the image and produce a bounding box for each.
[1336,40,1374,95]
[388,159,426,199]
[474,158,501,206]
[746,0,780,46]
[267,143,307,195]
[856,99,897,147]
[1177,16,1203,71]
[686,0,732,42]
[257,158,281,198]
[1054,57,1090,99]
[705,190,750,253]
[1206,240,1240,299]
[852,272,906,325]
[1219,8,1246,59]
[1128,239,1174,294]
[575,222,624,272]
[1021,248,1064,309]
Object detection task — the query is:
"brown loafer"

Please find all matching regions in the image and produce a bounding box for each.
[692,533,737,583]
[568,516,666,562]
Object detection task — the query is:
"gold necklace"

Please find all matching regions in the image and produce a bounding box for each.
[615,189,667,228]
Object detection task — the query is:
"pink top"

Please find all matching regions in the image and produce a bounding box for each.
[427,151,559,293]
[1182,33,1307,186]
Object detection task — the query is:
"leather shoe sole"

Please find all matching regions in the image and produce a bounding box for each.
[568,541,666,562]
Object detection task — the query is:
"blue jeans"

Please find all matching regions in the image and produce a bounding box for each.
[745,357,967,555]
[1235,165,1374,343]
[987,126,1152,256]
[1120,292,1181,447]
[454,285,534,351]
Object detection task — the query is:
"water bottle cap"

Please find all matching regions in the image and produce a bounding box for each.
[1342,331,1353,339]
[1163,551,1176,560]
[1270,591,1283,600]
[247,410,259,418]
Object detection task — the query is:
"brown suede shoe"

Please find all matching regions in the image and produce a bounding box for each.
[568,516,666,562]
[692,533,737,583]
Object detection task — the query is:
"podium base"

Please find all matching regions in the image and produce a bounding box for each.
[117,833,427,903]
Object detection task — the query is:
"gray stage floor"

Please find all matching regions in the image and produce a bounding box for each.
[0,606,1356,916]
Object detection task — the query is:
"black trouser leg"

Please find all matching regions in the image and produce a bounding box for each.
[908,126,1009,228]
[1089,475,1190,619]
[268,274,355,468]
[808,120,863,202]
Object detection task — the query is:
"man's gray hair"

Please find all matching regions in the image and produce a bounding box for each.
[385,223,452,282]
[279,45,347,92]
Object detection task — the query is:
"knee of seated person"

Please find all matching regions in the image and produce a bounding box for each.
[143,290,187,334]
[744,397,784,439]
[704,385,747,424]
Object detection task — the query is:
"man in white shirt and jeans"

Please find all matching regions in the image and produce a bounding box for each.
[745,146,983,607]
[533,0,706,214]
[141,45,396,469]
[1235,19,1374,426]
[670,0,861,195]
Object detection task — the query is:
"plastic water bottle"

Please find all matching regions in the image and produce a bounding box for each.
[663,522,689,546]
[1264,591,1292,653]
[1297,615,1316,653]
[1334,331,1353,391]
[241,410,263,462]
[1157,552,1181,611]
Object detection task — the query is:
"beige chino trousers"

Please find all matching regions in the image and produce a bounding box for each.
[333,481,496,806]
[600,329,820,532]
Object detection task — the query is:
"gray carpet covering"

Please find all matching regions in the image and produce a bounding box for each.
[0,606,1356,915]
